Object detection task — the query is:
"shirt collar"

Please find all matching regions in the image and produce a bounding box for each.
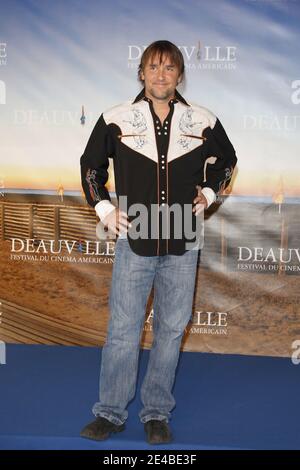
[132,87,190,106]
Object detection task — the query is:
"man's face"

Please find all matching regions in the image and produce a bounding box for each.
[140,53,182,102]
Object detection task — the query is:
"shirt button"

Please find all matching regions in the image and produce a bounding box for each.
[161,155,165,158]
[158,132,161,135]
[156,120,159,124]
[164,132,167,135]
[162,166,165,169]
[162,196,165,200]
[162,203,165,207]
[165,121,168,124]
[161,190,165,194]
[157,126,160,129]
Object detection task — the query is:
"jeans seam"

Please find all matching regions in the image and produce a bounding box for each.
[94,411,125,426]
[140,413,169,424]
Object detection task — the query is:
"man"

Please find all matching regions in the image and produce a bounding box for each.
[80,40,237,444]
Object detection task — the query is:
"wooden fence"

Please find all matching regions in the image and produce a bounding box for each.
[0,202,97,248]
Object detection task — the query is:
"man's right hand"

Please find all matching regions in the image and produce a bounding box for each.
[102,208,131,236]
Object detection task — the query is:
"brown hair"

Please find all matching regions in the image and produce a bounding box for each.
[138,40,185,85]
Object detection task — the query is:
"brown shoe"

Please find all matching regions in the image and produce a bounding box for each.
[80,417,125,441]
[144,419,173,445]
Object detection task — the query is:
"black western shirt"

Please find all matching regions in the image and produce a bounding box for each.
[80,88,237,256]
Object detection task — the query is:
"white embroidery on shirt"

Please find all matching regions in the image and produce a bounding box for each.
[123,108,148,149]
[178,109,203,149]
[218,167,234,193]
[203,156,217,182]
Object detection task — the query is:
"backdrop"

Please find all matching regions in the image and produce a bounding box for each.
[0,0,299,357]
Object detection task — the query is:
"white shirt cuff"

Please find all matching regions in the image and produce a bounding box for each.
[201,187,216,208]
[95,200,116,221]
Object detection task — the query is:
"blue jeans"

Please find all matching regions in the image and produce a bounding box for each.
[92,237,199,425]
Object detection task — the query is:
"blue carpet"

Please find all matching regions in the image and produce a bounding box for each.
[0,344,299,449]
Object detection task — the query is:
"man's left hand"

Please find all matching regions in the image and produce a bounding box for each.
[192,185,208,215]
